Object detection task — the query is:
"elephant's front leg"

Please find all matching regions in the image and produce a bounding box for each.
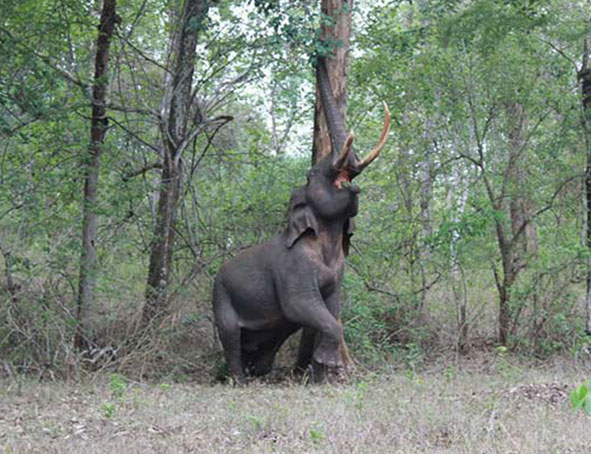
[279,277,343,369]
[295,290,341,372]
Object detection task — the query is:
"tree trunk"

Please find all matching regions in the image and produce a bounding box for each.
[497,256,516,346]
[418,117,434,313]
[448,159,469,352]
[75,0,118,350]
[309,0,353,379]
[312,0,352,164]
[142,0,209,326]
[579,43,591,333]
[495,102,531,346]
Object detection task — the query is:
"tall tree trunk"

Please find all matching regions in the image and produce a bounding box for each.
[496,102,530,346]
[75,0,118,350]
[142,0,209,326]
[309,0,353,377]
[418,118,434,313]
[497,250,516,346]
[447,159,469,352]
[579,35,591,334]
[312,0,352,164]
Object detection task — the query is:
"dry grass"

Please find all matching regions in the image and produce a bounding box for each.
[1,355,591,453]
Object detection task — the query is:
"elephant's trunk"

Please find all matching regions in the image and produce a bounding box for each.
[316,57,348,157]
[317,56,391,173]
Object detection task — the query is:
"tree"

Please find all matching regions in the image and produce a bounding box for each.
[312,0,353,165]
[309,0,355,373]
[142,0,213,325]
[75,0,119,349]
[578,20,591,334]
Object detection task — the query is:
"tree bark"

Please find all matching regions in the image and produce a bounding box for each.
[447,159,469,352]
[308,0,353,379]
[75,0,118,350]
[312,0,353,164]
[579,35,591,334]
[497,101,530,346]
[418,117,434,313]
[142,0,209,326]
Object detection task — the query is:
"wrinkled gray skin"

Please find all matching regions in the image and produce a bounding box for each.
[213,156,359,381]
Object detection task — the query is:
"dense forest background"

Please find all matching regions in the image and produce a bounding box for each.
[2,0,591,380]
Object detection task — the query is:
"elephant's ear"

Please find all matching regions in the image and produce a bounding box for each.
[342,217,355,256]
[285,188,318,249]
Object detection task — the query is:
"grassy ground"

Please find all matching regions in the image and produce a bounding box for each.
[1,354,591,453]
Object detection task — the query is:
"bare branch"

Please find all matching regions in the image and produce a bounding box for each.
[122,161,163,181]
[115,30,171,73]
[107,116,161,153]
[539,37,580,72]
[510,173,584,248]
[173,115,233,166]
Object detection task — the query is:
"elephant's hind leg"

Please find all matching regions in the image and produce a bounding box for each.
[243,330,293,376]
[295,327,316,372]
[213,284,244,382]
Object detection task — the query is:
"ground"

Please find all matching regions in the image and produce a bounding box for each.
[1,354,591,453]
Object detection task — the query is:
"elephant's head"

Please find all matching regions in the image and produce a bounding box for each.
[285,102,390,250]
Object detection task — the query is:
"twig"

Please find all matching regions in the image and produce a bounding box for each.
[122,161,163,181]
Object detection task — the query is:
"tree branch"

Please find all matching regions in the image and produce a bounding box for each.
[122,161,163,181]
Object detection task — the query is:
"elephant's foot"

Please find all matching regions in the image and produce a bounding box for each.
[310,360,348,384]
[312,343,343,369]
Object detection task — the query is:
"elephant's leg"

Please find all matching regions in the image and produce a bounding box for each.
[243,330,292,376]
[213,285,244,382]
[315,290,353,368]
[295,327,317,372]
[248,340,281,376]
[280,293,343,368]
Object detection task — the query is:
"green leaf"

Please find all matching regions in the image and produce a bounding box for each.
[570,384,589,411]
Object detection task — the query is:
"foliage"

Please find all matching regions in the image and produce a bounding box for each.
[570,381,591,416]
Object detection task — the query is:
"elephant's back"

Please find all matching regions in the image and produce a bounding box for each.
[217,240,277,282]
[214,239,283,326]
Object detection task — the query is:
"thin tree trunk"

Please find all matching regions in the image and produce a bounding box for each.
[418,117,434,313]
[312,0,352,164]
[75,0,118,350]
[494,102,531,346]
[142,0,209,326]
[448,160,469,352]
[580,55,591,334]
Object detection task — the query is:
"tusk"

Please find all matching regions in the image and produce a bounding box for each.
[334,131,355,169]
[357,102,391,171]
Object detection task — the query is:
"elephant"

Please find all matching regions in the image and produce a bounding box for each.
[212,57,390,382]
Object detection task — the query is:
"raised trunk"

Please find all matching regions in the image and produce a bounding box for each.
[75,0,118,350]
[143,0,209,326]
[316,58,348,155]
[312,0,352,164]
